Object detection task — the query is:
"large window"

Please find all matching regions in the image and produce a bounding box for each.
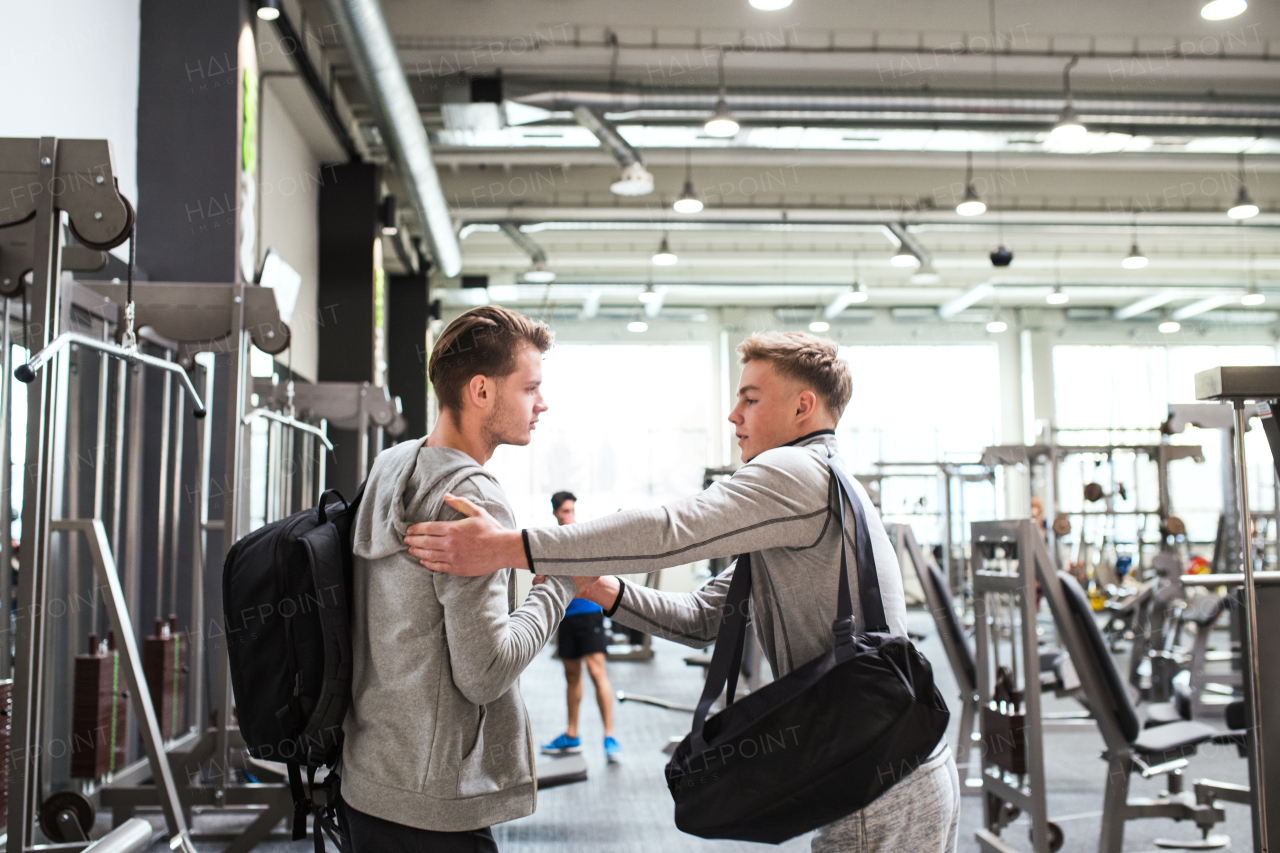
[836,345,1000,551]
[487,343,714,530]
[1053,345,1278,545]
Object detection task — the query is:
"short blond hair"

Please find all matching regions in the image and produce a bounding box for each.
[737,331,852,419]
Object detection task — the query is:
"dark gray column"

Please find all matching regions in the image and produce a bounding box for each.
[386,271,430,439]
[318,162,381,493]
[136,0,246,282]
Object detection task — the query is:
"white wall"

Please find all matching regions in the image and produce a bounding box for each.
[258,81,323,381]
[0,0,140,261]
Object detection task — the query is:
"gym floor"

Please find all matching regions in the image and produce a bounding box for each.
[141,609,1254,853]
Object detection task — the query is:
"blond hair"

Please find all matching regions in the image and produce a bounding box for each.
[429,306,553,413]
[737,331,852,418]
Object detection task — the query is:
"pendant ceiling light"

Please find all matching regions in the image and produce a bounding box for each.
[257,0,282,20]
[1201,0,1246,19]
[1050,56,1087,138]
[673,149,704,213]
[1046,284,1069,305]
[704,50,739,138]
[890,245,920,268]
[955,152,986,216]
[1227,154,1260,219]
[652,234,677,266]
[750,0,792,8]
[522,262,556,283]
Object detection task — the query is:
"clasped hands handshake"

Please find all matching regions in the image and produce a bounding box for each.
[403,492,620,605]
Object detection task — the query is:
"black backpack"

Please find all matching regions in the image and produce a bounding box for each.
[223,486,364,853]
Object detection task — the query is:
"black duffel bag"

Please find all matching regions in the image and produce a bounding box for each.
[664,454,950,843]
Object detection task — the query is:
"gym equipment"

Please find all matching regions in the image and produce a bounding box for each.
[982,440,1203,580]
[1,137,312,853]
[80,818,154,853]
[972,519,1241,853]
[141,617,187,742]
[890,524,981,793]
[39,790,95,842]
[1195,366,1280,852]
[70,633,128,779]
[534,754,588,790]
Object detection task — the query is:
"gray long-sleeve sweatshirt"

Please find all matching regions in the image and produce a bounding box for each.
[524,431,908,677]
[340,439,576,832]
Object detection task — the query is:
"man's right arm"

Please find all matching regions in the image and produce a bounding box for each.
[575,567,735,648]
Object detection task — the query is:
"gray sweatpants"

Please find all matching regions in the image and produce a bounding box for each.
[811,744,960,853]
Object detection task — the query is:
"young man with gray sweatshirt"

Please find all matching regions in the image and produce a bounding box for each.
[406,332,961,853]
[338,306,577,852]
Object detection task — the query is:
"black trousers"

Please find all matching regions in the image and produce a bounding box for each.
[339,798,499,853]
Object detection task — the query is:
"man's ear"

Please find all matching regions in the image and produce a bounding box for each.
[795,389,819,419]
[467,374,491,410]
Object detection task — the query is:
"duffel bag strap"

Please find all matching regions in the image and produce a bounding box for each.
[689,553,754,748]
[823,456,890,635]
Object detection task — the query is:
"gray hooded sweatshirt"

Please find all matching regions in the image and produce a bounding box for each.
[340,439,576,832]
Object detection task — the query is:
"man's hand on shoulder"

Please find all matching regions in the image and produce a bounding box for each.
[405,493,529,576]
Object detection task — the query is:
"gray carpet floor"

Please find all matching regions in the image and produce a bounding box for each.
[139,609,1256,852]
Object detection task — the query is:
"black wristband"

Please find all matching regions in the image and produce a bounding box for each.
[604,579,626,618]
[521,529,536,573]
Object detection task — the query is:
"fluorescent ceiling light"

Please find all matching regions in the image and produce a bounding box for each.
[627,320,649,333]
[1201,0,1246,19]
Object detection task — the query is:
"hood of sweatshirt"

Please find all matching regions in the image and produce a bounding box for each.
[352,438,494,561]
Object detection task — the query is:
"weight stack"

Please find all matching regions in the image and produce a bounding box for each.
[71,633,128,778]
[0,678,11,825]
[142,616,186,740]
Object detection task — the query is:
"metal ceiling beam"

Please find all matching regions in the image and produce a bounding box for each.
[1114,291,1178,319]
[572,107,644,169]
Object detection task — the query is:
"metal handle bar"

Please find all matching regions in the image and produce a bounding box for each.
[14,331,206,418]
[242,407,334,451]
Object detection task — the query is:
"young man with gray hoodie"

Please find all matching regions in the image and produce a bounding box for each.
[405,332,960,853]
[338,306,578,852]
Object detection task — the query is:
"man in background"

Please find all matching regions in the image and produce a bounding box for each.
[541,491,621,763]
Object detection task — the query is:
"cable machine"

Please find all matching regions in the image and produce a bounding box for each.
[0,136,306,852]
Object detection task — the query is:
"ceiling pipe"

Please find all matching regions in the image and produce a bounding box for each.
[498,222,548,264]
[572,106,645,168]
[1114,291,1178,319]
[939,282,994,319]
[323,0,462,276]
[885,222,932,265]
[1170,294,1238,320]
[518,91,1280,129]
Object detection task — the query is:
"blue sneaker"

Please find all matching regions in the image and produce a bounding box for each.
[541,733,582,755]
[604,735,621,763]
